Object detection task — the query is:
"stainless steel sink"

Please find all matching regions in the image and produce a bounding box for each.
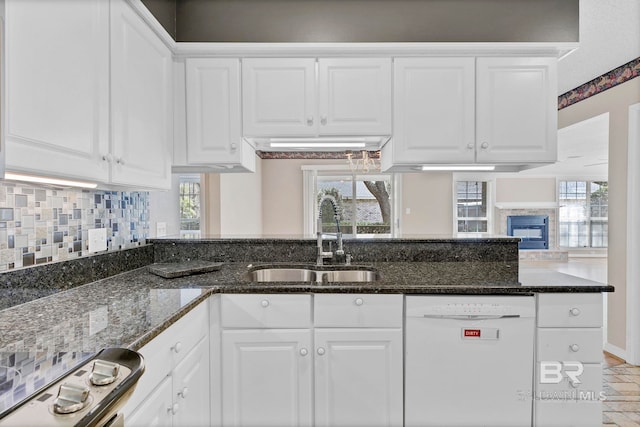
[245,266,380,283]
[246,268,316,282]
[319,269,381,283]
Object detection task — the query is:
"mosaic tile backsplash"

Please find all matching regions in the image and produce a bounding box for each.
[0,181,150,271]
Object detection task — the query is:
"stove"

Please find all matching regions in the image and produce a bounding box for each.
[0,348,144,427]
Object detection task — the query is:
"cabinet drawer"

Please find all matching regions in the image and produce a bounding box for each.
[221,294,311,328]
[537,294,602,327]
[536,362,602,395]
[535,400,602,427]
[125,301,208,413]
[314,294,403,327]
[537,328,602,363]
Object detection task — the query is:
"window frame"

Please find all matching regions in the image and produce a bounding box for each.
[557,178,609,249]
[179,174,202,238]
[452,174,495,235]
[302,165,398,238]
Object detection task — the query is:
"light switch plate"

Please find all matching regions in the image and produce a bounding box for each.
[88,228,107,253]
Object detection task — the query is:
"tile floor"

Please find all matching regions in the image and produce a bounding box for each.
[603,352,640,427]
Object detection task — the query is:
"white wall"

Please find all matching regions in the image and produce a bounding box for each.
[401,173,453,235]
[149,174,181,237]
[219,157,263,236]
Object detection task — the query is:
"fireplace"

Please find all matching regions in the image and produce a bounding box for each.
[507,215,549,250]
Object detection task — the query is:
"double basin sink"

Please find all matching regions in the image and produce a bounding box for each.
[245,265,381,283]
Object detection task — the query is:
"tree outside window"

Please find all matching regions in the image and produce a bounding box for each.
[179,175,201,237]
[316,174,392,237]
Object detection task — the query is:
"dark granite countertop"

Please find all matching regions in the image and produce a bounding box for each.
[0,259,613,413]
[0,261,613,352]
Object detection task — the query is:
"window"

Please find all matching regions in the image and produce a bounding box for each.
[179,175,201,237]
[456,181,489,233]
[306,171,394,237]
[558,180,608,248]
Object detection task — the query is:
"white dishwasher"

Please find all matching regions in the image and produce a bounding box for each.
[405,295,536,427]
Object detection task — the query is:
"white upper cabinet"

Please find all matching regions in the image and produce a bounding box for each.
[383,56,558,171]
[318,58,392,135]
[476,57,558,163]
[242,58,317,137]
[388,57,475,165]
[110,0,173,189]
[3,0,173,189]
[242,58,392,137]
[4,0,110,182]
[181,58,255,172]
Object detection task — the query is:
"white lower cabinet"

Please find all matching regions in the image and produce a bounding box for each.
[219,293,403,427]
[221,329,313,427]
[314,328,403,427]
[122,301,210,427]
[534,293,604,427]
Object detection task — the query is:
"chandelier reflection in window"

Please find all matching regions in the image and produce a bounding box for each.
[345,150,381,173]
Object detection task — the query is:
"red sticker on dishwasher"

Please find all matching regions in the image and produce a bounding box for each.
[463,329,481,337]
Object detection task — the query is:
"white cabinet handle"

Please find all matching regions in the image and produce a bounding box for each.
[169,403,179,415]
[317,347,326,356]
[178,387,189,399]
[569,344,580,352]
[115,157,125,165]
[300,348,308,356]
[466,144,474,150]
[172,342,183,353]
[101,154,112,162]
[354,298,364,306]
[307,117,314,126]
[569,307,581,316]
[230,143,237,150]
[480,142,489,149]
[261,299,270,308]
[320,116,327,125]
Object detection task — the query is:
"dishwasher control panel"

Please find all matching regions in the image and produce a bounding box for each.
[406,295,536,318]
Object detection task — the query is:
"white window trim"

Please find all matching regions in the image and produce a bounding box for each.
[452,173,495,235]
[302,165,398,238]
[556,177,609,250]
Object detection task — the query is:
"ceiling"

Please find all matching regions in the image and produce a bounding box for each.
[527,0,640,178]
[558,0,640,95]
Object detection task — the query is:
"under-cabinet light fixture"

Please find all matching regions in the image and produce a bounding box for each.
[3,172,98,189]
[269,141,367,149]
[420,165,496,171]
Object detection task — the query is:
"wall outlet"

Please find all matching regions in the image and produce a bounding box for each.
[88,228,107,253]
[156,222,167,237]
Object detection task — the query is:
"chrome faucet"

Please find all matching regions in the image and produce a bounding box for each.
[316,195,347,266]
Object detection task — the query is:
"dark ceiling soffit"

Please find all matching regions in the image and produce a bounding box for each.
[558,56,640,110]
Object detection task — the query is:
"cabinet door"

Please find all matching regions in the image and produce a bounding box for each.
[173,336,210,427]
[318,58,391,135]
[242,58,316,137]
[222,329,313,427]
[476,57,557,163]
[110,0,172,189]
[126,376,173,427]
[390,58,475,164]
[4,0,110,182]
[314,328,403,427]
[185,58,254,171]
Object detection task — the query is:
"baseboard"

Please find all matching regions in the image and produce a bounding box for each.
[604,342,628,362]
